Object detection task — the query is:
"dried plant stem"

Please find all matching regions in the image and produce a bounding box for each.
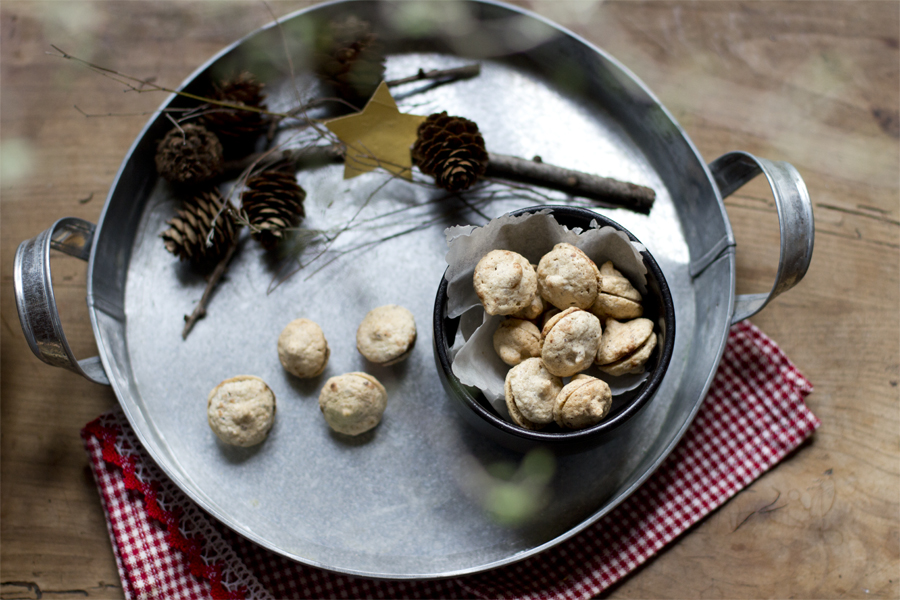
[274,64,483,130]
[182,238,240,339]
[226,145,655,213]
[223,144,344,175]
[51,45,292,121]
[386,64,481,87]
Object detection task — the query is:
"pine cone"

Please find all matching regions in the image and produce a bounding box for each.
[161,189,239,268]
[201,72,268,157]
[241,166,306,250]
[412,112,488,192]
[155,124,224,185]
[313,16,386,106]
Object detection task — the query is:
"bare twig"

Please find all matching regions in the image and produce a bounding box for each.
[282,64,482,115]
[272,64,482,133]
[74,105,167,118]
[165,112,186,138]
[182,238,240,339]
[263,2,304,111]
[386,64,481,87]
[223,143,344,175]
[50,45,294,121]
[300,221,434,281]
[295,194,490,282]
[453,190,492,222]
[56,47,483,154]
[485,153,656,214]
[299,169,396,272]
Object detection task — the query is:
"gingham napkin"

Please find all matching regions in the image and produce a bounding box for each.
[82,321,818,600]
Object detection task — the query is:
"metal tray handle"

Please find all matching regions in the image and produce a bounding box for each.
[14,217,110,385]
[709,151,814,324]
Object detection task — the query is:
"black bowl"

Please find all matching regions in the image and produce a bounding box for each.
[432,206,675,453]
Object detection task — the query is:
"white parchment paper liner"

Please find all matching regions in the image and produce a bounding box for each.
[443,210,651,419]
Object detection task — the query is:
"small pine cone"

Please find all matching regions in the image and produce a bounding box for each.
[161,189,239,268]
[155,124,224,185]
[201,72,268,157]
[313,16,386,106]
[412,112,488,192]
[241,167,306,250]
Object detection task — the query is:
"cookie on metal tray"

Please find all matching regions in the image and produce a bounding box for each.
[278,318,330,378]
[540,307,602,377]
[553,374,612,429]
[207,375,276,447]
[536,243,600,310]
[318,372,388,436]
[503,357,563,429]
[356,305,417,366]
[473,249,538,316]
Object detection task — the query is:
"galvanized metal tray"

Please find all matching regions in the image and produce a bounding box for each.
[14,0,813,579]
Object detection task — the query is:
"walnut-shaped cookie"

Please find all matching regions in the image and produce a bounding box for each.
[318,372,387,436]
[540,307,561,330]
[553,374,613,429]
[493,318,542,366]
[356,305,417,366]
[278,318,330,378]
[473,249,538,316]
[511,291,544,320]
[207,375,276,447]
[503,357,563,430]
[595,317,657,376]
[541,307,602,377]
[536,243,600,310]
[590,261,643,320]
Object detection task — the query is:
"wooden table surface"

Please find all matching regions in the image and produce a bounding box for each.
[2,2,897,598]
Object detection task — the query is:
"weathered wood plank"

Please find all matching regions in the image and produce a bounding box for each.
[2,2,896,598]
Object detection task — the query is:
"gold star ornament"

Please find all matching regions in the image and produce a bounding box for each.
[325,81,427,181]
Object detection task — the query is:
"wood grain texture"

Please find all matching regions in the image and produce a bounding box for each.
[1,2,897,598]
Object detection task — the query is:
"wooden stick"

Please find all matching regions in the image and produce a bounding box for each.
[484,153,656,214]
[386,64,482,87]
[226,145,656,213]
[182,238,239,339]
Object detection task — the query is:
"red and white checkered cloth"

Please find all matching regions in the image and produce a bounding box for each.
[82,321,819,600]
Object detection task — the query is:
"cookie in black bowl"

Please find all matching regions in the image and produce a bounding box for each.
[432,205,675,453]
